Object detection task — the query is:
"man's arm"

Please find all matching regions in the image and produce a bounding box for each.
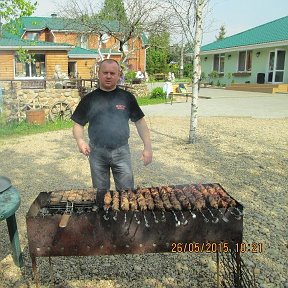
[134,118,152,166]
[72,122,91,156]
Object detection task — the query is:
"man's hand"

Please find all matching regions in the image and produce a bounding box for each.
[140,148,152,166]
[77,139,91,156]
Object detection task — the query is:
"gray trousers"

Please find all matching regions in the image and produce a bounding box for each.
[89,143,134,191]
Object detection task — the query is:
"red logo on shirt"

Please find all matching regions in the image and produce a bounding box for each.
[115,104,126,110]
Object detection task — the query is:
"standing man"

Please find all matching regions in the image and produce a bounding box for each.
[71,59,152,192]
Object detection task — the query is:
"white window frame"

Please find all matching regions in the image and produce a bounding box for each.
[237,50,252,72]
[213,53,225,73]
[14,53,46,79]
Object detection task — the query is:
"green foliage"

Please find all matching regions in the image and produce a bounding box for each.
[201,72,206,81]
[16,47,35,63]
[146,31,170,74]
[149,87,165,99]
[98,0,128,24]
[216,25,226,41]
[0,0,37,24]
[125,71,136,83]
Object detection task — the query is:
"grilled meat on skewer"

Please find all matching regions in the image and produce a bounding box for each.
[112,191,120,211]
[150,187,165,210]
[159,186,173,210]
[104,191,112,206]
[174,188,191,210]
[143,189,155,210]
[128,189,138,211]
[136,188,147,211]
[120,190,130,211]
[167,189,182,211]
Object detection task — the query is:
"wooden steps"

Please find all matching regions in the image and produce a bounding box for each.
[226,83,288,94]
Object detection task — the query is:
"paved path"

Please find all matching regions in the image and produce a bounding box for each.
[141,88,288,119]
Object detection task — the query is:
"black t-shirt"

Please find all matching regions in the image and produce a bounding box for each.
[71,87,144,147]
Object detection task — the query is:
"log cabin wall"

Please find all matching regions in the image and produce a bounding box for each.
[45,51,69,79]
[0,51,15,80]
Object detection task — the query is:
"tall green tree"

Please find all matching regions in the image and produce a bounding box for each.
[98,0,128,24]
[146,31,170,74]
[216,25,226,41]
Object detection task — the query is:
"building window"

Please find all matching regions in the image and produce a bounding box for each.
[213,53,225,73]
[78,34,88,49]
[26,32,39,41]
[15,54,46,78]
[238,50,252,72]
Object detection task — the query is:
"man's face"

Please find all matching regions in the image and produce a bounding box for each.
[98,61,120,91]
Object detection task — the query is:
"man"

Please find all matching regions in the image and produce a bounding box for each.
[71,59,152,193]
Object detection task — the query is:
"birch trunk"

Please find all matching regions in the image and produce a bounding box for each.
[188,0,205,143]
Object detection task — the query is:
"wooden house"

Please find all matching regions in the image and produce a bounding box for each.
[0,16,149,82]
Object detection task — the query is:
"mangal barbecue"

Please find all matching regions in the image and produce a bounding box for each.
[26,183,257,287]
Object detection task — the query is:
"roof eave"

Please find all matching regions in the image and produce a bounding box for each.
[69,54,97,59]
[200,40,288,55]
[0,46,74,51]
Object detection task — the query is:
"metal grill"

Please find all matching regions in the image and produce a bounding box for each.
[25,183,256,288]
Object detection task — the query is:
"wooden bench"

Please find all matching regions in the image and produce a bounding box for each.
[167,83,192,105]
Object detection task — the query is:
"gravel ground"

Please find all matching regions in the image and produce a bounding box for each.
[0,116,287,288]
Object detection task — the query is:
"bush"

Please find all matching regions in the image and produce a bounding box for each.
[150,87,165,99]
[125,71,136,83]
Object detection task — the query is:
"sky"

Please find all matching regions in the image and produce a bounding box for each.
[33,0,288,45]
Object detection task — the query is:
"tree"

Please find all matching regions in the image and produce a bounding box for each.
[98,0,128,24]
[146,31,170,75]
[58,0,171,63]
[165,0,209,143]
[0,0,37,36]
[216,24,226,41]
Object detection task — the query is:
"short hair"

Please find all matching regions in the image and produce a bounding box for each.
[99,59,120,71]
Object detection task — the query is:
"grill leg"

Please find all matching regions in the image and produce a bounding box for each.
[31,256,39,288]
[49,256,55,285]
[216,251,220,288]
[235,250,241,288]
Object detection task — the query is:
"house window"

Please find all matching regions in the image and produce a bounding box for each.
[78,34,88,49]
[26,32,39,41]
[15,54,46,78]
[213,53,225,73]
[238,50,252,72]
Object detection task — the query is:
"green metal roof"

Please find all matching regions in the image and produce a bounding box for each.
[3,16,121,36]
[201,16,288,52]
[0,37,72,49]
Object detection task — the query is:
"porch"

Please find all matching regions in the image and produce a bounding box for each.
[226,83,288,94]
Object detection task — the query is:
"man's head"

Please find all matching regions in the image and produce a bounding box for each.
[98,59,120,91]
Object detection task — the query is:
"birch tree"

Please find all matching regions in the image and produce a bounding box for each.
[165,0,209,143]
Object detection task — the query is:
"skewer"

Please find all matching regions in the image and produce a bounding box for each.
[103,208,109,221]
[113,211,118,221]
[199,210,209,223]
[208,208,219,224]
[161,211,166,222]
[143,212,150,228]
[134,212,141,224]
[228,207,242,220]
[180,211,188,225]
[171,210,181,227]
[218,209,229,222]
[189,210,196,219]
[152,211,158,223]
